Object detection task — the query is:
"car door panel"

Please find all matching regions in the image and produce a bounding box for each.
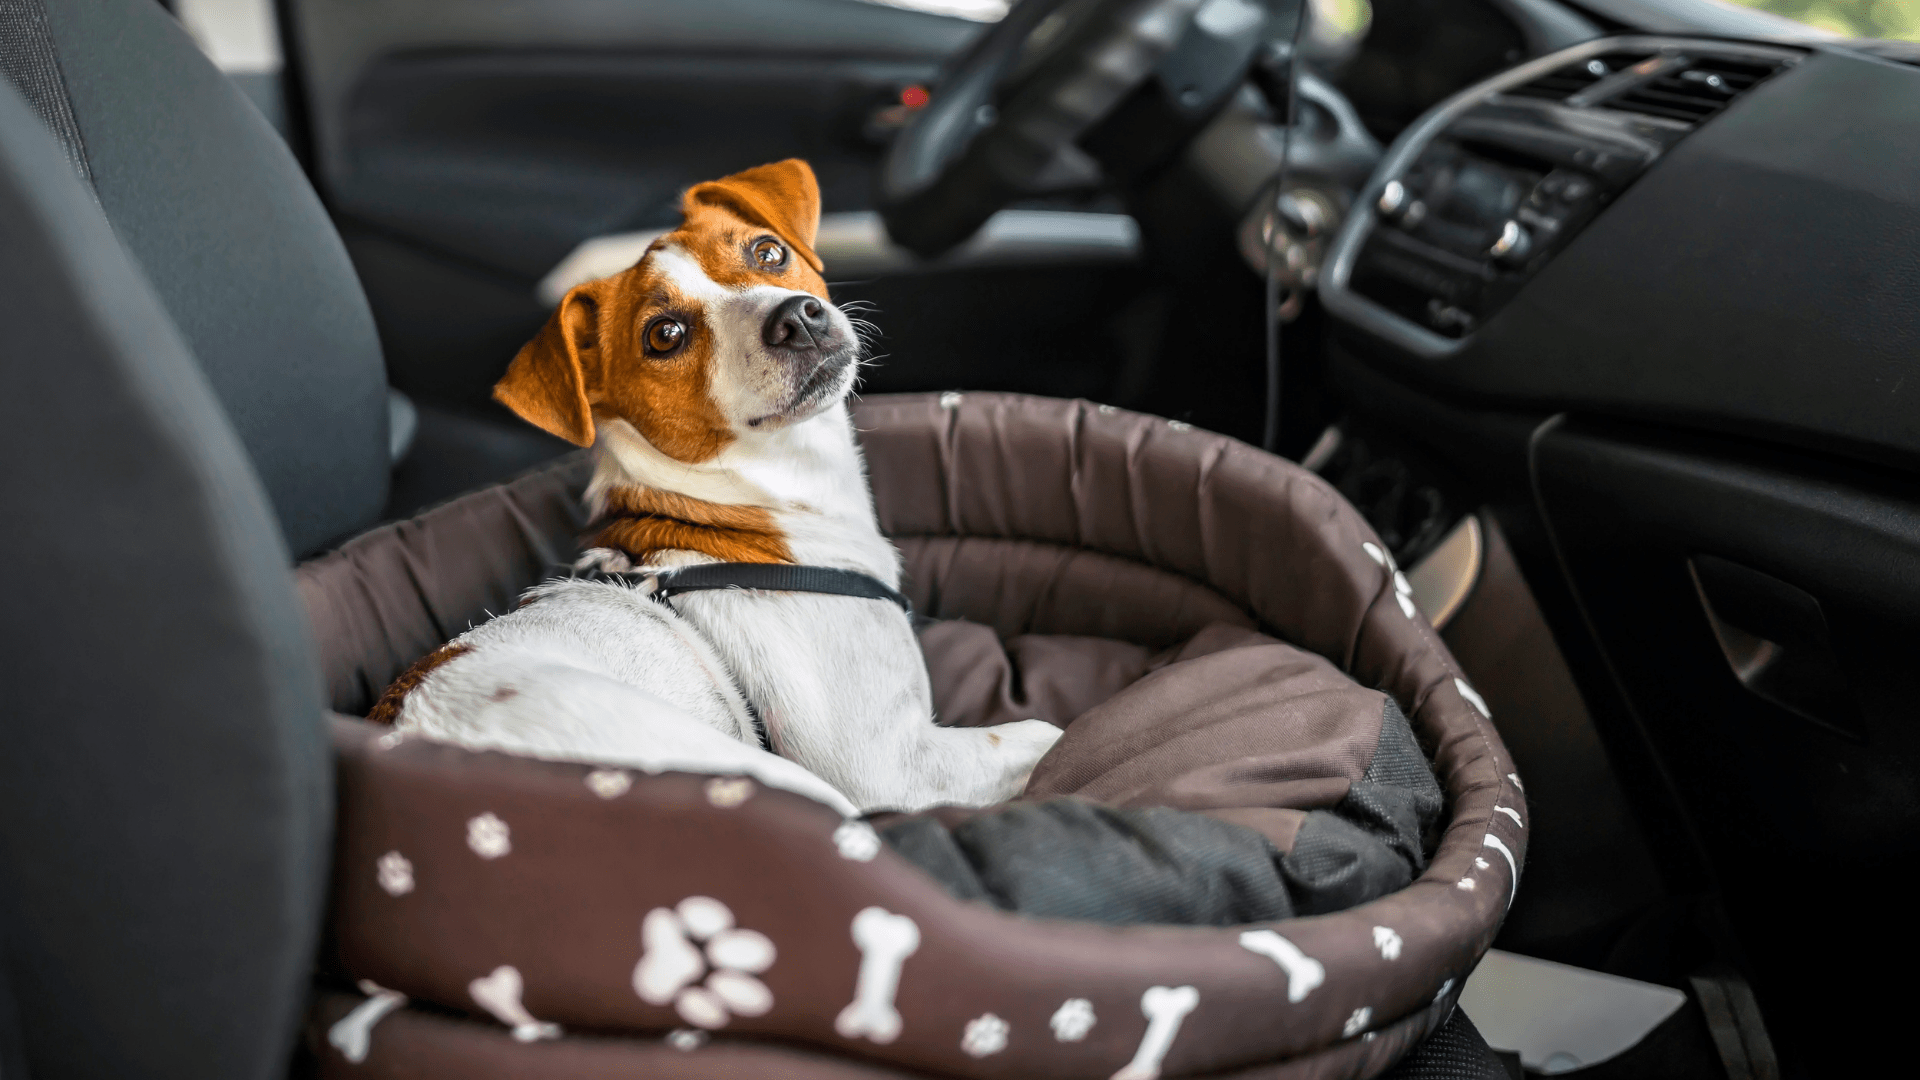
[281,0,979,403]
[336,50,946,279]
[1532,417,1920,1053]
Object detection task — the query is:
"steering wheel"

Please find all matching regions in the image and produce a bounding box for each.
[879,0,1217,258]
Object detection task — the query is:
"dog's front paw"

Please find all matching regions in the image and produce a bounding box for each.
[574,547,634,574]
[993,718,1065,798]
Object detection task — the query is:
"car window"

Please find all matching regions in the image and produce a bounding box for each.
[858,0,1010,18]
[1717,0,1920,40]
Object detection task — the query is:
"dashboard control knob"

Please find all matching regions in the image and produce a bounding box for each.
[1488,220,1533,265]
[1378,180,1407,217]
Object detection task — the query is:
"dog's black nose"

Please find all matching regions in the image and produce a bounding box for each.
[763,295,831,350]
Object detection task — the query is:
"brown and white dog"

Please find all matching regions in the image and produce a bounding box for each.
[378,160,1062,816]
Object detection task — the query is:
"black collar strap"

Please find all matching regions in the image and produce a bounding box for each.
[568,562,912,615]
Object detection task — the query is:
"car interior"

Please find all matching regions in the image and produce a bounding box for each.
[3,0,1917,1076]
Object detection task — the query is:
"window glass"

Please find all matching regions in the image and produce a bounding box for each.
[1717,0,1920,41]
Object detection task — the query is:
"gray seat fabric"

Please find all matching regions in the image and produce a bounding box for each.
[29,0,389,558]
[0,75,330,1080]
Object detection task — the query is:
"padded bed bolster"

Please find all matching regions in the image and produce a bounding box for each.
[304,394,1528,1079]
[298,453,591,716]
[898,534,1255,648]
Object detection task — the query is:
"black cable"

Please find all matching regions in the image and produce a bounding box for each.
[1261,1,1310,455]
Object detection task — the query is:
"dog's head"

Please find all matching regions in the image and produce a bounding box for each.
[494,159,861,459]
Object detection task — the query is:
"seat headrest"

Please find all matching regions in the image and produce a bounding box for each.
[29,0,390,557]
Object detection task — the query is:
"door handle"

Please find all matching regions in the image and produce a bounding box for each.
[1687,555,1864,740]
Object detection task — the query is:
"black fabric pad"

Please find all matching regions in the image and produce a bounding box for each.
[881,698,1444,925]
[1285,695,1446,915]
[1381,1009,1514,1080]
[0,78,329,1080]
[39,0,389,559]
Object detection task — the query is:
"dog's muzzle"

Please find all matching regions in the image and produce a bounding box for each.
[757,294,857,420]
[763,295,833,352]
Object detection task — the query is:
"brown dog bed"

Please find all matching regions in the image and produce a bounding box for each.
[299,393,1526,1078]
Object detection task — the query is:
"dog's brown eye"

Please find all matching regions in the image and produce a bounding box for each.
[645,318,686,355]
[753,238,787,269]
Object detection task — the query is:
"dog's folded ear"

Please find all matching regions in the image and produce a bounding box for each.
[494,283,603,447]
[683,159,824,273]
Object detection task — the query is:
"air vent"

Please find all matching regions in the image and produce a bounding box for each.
[1603,54,1788,124]
[1504,52,1652,102]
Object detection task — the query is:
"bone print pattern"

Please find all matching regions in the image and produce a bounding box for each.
[1110,985,1199,1080]
[469,965,561,1042]
[1362,542,1420,620]
[1238,929,1325,1003]
[327,980,406,1063]
[835,907,920,1044]
[632,896,777,1028]
[1455,678,1492,719]
[1484,833,1520,907]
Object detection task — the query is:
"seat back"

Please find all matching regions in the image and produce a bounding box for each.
[0,76,329,1080]
[20,0,390,558]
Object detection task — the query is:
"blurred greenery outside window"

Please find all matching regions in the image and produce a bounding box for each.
[867,0,1918,44]
[1721,0,1920,40]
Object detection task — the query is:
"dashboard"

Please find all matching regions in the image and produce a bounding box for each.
[1321,37,1920,469]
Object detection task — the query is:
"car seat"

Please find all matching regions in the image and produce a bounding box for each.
[0,2,1523,1077]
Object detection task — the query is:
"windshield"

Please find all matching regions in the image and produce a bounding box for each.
[1716,0,1919,39]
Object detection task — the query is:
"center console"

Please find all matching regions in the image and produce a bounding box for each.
[1323,37,1800,358]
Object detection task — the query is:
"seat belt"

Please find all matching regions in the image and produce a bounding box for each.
[0,0,99,197]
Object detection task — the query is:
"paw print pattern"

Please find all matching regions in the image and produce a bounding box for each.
[705,776,754,807]
[961,1013,1009,1058]
[1372,926,1403,961]
[376,851,414,896]
[585,769,632,798]
[1342,1006,1373,1038]
[1050,998,1096,1042]
[833,819,882,862]
[633,896,776,1029]
[466,812,510,859]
